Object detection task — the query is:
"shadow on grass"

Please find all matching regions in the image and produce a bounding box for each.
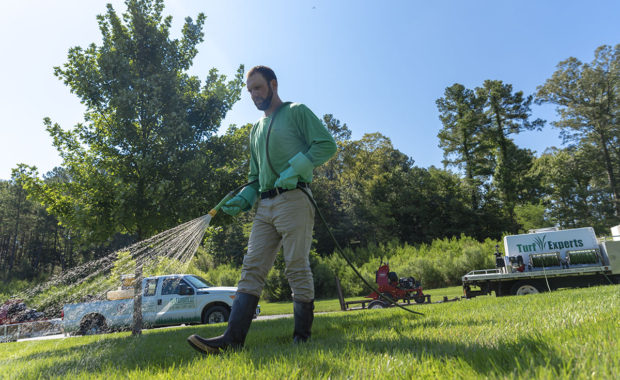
[347,334,557,376]
[6,327,204,379]
[8,311,561,378]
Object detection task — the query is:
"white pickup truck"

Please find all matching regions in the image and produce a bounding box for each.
[63,274,259,335]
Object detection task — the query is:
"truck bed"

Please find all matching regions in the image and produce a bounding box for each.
[463,264,611,282]
[462,264,617,297]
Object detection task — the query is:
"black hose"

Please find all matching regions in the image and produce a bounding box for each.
[265,102,292,177]
[231,179,257,195]
[297,185,424,316]
[259,101,423,316]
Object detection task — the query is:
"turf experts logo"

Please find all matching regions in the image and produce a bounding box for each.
[533,235,547,251]
[516,234,585,253]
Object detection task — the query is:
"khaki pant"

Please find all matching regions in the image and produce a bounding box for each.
[237,188,315,302]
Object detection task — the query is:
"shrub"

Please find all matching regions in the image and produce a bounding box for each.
[201,263,241,287]
[310,252,337,299]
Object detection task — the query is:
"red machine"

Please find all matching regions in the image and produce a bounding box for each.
[0,299,46,325]
[365,262,426,305]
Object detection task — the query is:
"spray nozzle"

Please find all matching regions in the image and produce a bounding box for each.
[208,191,235,217]
[208,179,258,218]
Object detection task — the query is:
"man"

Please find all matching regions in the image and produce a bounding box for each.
[188,66,337,354]
[494,244,505,273]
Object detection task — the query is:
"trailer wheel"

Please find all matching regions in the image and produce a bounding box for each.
[368,300,388,309]
[79,314,107,335]
[414,295,426,304]
[202,305,229,324]
[511,282,542,296]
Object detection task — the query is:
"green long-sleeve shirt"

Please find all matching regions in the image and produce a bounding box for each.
[238,102,337,207]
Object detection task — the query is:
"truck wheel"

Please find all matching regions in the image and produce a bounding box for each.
[79,314,107,335]
[368,300,388,309]
[511,282,542,296]
[203,306,229,324]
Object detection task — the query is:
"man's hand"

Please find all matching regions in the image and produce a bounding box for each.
[275,167,299,190]
[222,195,250,216]
[274,152,314,190]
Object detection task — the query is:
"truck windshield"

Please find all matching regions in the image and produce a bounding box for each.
[185,275,213,289]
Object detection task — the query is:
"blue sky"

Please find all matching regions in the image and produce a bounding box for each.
[1,0,619,180]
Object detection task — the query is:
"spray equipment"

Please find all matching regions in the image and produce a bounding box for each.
[207,180,258,217]
[208,191,235,217]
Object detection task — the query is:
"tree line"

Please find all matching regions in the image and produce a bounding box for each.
[1,0,618,284]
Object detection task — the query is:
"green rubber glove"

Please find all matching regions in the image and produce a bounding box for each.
[275,152,314,190]
[274,166,299,190]
[222,195,250,216]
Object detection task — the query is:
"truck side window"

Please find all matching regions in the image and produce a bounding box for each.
[144,278,159,297]
[161,277,183,295]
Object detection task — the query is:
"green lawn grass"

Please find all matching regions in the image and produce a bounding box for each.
[1,285,618,379]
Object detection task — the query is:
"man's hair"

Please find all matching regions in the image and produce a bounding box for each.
[247,65,277,83]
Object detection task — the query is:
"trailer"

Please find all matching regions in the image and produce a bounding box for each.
[462,226,620,298]
[0,319,63,343]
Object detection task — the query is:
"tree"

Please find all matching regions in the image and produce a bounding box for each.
[477,80,544,223]
[536,44,620,217]
[6,170,25,274]
[530,147,616,233]
[322,114,352,144]
[1,169,76,280]
[20,0,244,245]
[514,202,553,233]
[338,133,415,244]
[436,83,492,210]
[311,115,354,254]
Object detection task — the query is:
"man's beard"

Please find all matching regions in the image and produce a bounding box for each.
[255,85,274,111]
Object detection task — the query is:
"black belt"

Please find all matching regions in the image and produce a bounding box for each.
[260,182,309,199]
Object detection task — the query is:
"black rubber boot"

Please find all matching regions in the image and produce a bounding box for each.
[293,300,314,343]
[187,292,259,354]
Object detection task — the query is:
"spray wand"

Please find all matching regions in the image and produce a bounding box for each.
[207,180,258,218]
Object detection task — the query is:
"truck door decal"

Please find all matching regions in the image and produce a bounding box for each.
[156,277,198,325]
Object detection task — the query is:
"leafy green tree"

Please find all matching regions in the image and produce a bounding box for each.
[436,83,493,210]
[477,80,544,223]
[514,202,553,233]
[0,170,74,280]
[530,147,616,232]
[322,114,352,144]
[311,114,365,255]
[436,82,542,235]
[321,131,487,246]
[337,132,414,244]
[1,171,26,274]
[398,166,475,242]
[202,222,248,267]
[20,0,244,244]
[536,44,620,217]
